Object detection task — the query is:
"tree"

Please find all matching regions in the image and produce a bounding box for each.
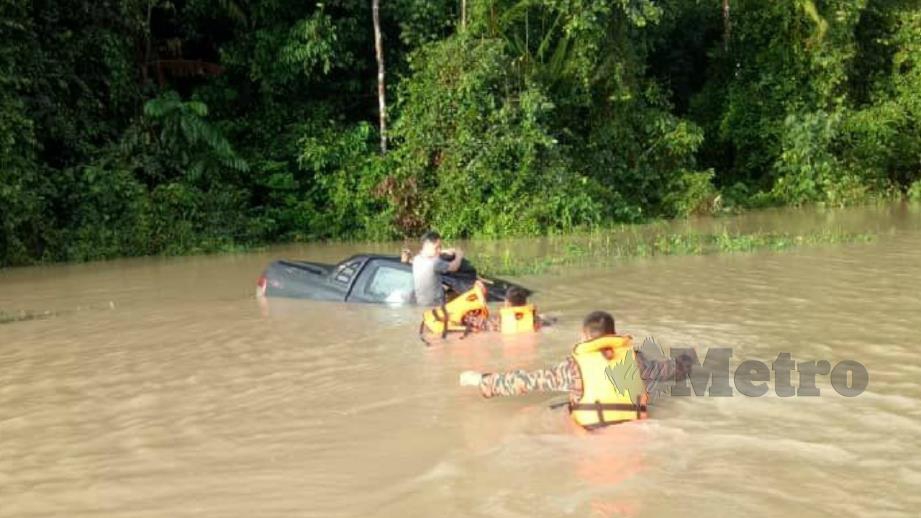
[373,0,387,153]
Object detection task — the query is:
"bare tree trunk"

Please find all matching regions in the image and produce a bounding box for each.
[723,0,731,51]
[142,0,153,86]
[460,0,466,31]
[373,0,387,154]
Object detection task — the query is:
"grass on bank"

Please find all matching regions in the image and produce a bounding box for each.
[470,228,876,276]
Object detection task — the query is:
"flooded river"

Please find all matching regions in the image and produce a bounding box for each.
[2,205,920,517]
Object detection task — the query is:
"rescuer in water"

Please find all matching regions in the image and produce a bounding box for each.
[459,311,686,429]
[488,286,552,334]
[419,283,553,343]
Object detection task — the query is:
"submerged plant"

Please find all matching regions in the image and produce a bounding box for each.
[471,227,875,276]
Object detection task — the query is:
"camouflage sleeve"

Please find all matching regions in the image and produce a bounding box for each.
[636,351,684,383]
[478,357,577,398]
[484,314,500,332]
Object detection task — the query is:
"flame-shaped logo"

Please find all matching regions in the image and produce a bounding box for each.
[603,337,671,403]
[605,353,646,404]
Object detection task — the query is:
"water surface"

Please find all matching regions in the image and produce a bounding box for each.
[2,205,920,517]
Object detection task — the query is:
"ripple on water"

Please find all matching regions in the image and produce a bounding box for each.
[2,207,921,517]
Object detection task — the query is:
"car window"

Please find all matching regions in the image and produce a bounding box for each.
[333,259,362,285]
[365,265,414,303]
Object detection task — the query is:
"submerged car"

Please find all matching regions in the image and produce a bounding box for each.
[256,254,529,304]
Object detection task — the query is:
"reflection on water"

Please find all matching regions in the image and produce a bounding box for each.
[1,204,920,517]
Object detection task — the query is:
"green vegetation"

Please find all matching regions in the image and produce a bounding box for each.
[0,301,117,325]
[1,0,918,267]
[472,228,876,276]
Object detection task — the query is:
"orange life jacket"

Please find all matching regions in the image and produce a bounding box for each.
[499,305,536,334]
[420,284,489,341]
[569,335,648,429]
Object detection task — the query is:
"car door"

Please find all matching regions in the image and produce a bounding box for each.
[348,259,415,304]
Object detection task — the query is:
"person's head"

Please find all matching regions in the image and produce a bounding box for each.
[420,230,442,257]
[504,287,529,307]
[581,311,616,340]
[400,248,412,263]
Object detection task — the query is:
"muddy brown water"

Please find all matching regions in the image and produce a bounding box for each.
[2,205,920,517]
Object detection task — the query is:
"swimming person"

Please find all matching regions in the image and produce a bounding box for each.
[490,286,553,333]
[460,311,672,429]
[420,280,490,342]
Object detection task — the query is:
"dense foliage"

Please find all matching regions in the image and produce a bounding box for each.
[1,0,919,266]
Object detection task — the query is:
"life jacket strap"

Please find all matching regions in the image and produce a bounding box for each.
[418,321,432,347]
[570,398,649,425]
[420,306,471,342]
[438,305,448,339]
[568,402,648,412]
[580,419,637,431]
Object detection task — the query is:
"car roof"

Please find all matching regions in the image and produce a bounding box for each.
[339,254,402,265]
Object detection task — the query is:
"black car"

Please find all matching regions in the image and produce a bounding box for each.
[256,254,529,304]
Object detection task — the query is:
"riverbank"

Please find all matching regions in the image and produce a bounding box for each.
[5,202,913,273]
[471,227,876,276]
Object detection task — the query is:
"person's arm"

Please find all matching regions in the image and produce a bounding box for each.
[530,307,556,330]
[483,314,501,332]
[441,248,464,272]
[460,357,577,398]
[636,350,693,383]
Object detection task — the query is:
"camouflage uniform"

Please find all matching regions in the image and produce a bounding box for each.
[479,357,583,404]
[477,348,683,404]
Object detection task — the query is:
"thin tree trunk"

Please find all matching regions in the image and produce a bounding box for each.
[373,0,387,154]
[143,0,153,85]
[461,0,466,31]
[722,0,731,51]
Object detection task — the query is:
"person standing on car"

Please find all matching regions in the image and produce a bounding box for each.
[413,230,464,306]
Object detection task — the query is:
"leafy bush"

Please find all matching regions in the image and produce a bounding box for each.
[1,0,919,267]
[771,111,858,206]
[298,121,393,240]
[388,35,602,238]
[908,180,921,202]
